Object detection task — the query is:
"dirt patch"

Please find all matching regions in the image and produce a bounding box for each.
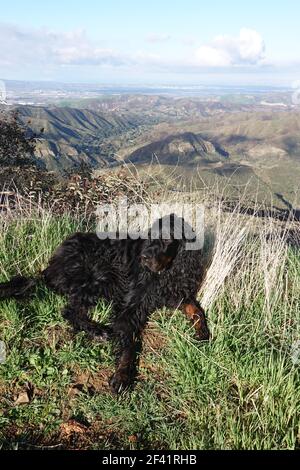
[69,367,112,397]
[58,419,125,450]
[44,324,74,347]
[1,419,124,450]
[143,322,167,354]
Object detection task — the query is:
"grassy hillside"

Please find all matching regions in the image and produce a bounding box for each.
[0,195,299,450]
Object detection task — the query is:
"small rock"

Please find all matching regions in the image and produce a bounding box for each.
[14,391,30,406]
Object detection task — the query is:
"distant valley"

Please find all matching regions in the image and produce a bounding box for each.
[12,93,300,209]
[17,105,145,171]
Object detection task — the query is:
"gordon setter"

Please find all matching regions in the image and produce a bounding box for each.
[0,214,209,393]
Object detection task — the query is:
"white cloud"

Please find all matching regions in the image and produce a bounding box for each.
[0,22,272,80]
[182,36,197,46]
[0,23,128,68]
[146,33,171,43]
[194,28,266,67]
[195,46,232,67]
[0,23,168,72]
[54,45,127,66]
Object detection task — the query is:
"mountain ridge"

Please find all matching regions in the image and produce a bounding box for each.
[17,105,143,171]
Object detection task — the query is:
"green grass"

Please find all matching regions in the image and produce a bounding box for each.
[0,212,299,450]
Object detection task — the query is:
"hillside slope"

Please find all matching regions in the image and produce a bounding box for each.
[126,132,229,166]
[17,106,141,171]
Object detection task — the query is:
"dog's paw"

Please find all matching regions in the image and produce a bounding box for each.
[191,317,210,341]
[195,330,210,341]
[192,312,210,342]
[109,370,132,394]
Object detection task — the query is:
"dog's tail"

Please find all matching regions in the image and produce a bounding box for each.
[0,275,38,300]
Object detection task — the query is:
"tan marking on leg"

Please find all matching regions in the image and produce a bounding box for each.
[182,303,209,340]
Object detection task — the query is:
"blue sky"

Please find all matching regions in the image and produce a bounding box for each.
[0,0,299,85]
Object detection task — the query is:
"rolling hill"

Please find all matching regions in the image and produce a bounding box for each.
[126,132,229,166]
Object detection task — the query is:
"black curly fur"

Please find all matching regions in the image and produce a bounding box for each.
[0,214,209,393]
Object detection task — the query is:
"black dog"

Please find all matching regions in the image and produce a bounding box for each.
[0,214,209,393]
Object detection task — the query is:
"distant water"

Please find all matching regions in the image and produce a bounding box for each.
[3,79,289,97]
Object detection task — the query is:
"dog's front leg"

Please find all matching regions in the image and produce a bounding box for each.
[181,300,210,341]
[110,311,146,394]
[109,338,141,394]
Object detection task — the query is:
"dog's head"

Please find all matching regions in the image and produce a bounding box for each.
[140,214,184,273]
[140,237,178,273]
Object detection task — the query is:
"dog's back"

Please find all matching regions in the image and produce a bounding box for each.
[41,232,147,305]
